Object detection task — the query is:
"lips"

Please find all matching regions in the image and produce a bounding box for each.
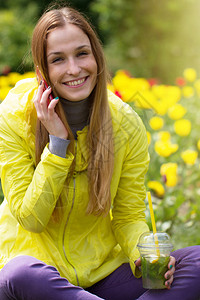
[63,76,88,87]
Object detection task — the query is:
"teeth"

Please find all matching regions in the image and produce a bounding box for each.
[66,78,85,86]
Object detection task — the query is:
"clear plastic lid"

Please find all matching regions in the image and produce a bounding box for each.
[137,231,173,249]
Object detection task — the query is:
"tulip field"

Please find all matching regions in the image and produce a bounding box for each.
[1,68,200,248]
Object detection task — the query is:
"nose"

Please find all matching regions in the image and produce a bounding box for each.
[66,58,81,76]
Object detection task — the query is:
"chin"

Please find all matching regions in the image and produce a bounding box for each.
[66,92,91,101]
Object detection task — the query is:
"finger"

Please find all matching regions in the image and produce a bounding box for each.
[39,89,58,122]
[165,256,176,277]
[165,265,175,280]
[165,275,173,289]
[48,97,59,115]
[34,83,50,120]
[40,86,52,114]
[165,261,175,280]
[42,86,52,99]
[164,257,175,290]
[134,258,141,268]
[168,256,176,269]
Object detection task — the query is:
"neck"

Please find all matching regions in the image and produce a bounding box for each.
[60,97,91,138]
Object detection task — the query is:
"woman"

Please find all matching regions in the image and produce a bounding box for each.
[0,4,200,300]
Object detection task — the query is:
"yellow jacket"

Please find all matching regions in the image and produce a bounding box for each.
[0,78,149,288]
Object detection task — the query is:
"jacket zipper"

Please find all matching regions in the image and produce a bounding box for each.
[62,142,79,286]
[62,177,79,286]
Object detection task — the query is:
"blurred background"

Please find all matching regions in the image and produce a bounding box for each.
[1,0,200,248]
[1,0,200,83]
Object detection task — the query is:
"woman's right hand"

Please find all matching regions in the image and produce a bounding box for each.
[135,256,176,290]
[34,81,68,139]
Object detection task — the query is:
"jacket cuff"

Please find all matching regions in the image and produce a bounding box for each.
[49,135,70,158]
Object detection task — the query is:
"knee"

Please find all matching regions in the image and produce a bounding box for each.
[173,246,200,272]
[173,246,200,260]
[187,246,200,270]
[0,256,48,286]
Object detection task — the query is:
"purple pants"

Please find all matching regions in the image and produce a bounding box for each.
[0,246,200,300]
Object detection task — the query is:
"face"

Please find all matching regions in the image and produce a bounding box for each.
[46,23,98,102]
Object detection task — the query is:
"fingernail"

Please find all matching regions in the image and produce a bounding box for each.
[40,80,43,85]
[55,97,59,100]
[170,265,173,269]
[47,86,51,89]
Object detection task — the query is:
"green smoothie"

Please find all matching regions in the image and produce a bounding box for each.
[141,255,169,289]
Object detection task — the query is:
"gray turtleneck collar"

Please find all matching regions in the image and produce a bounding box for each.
[60,97,91,139]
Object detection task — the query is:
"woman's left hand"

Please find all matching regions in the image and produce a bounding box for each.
[164,255,176,289]
[135,255,176,289]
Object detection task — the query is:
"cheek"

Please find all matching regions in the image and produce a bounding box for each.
[48,66,55,82]
[49,69,60,85]
[85,58,97,75]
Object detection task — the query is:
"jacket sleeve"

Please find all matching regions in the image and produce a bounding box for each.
[0,112,74,233]
[111,109,150,277]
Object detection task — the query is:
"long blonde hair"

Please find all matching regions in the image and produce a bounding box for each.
[31,5,114,215]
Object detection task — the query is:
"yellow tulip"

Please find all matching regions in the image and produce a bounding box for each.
[160,163,178,187]
[20,72,35,80]
[107,83,115,93]
[147,181,165,197]
[155,140,178,157]
[120,89,137,102]
[197,139,200,150]
[183,68,197,82]
[165,175,178,187]
[160,86,181,106]
[152,85,181,103]
[194,79,200,97]
[0,76,9,87]
[129,77,150,91]
[134,90,157,110]
[182,86,194,98]
[174,119,191,136]
[149,116,164,130]
[181,150,198,165]
[146,131,151,145]
[151,85,181,116]
[112,70,151,103]
[0,86,11,100]
[155,101,169,116]
[7,72,23,86]
[152,85,167,99]
[158,131,171,142]
[168,104,187,120]
[112,70,131,91]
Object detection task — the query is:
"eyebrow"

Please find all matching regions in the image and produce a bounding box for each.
[47,45,91,58]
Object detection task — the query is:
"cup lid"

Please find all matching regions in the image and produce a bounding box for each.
[137,231,173,249]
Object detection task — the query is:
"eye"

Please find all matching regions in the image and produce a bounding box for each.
[52,57,63,63]
[77,51,89,57]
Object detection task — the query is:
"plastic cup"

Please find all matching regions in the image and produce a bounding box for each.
[137,231,173,289]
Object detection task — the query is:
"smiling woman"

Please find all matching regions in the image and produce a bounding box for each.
[0,3,200,300]
[46,23,97,102]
